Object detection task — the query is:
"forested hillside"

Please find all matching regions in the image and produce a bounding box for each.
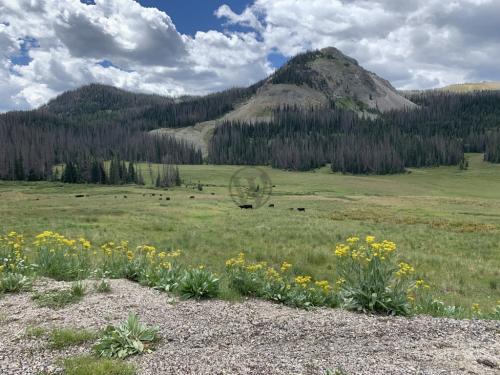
[0,82,263,181]
[209,92,500,173]
[2,48,500,180]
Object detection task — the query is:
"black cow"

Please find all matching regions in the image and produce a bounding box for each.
[239,204,253,209]
[297,208,306,212]
[190,196,195,199]
[268,204,275,208]
[166,197,171,200]
[75,194,85,198]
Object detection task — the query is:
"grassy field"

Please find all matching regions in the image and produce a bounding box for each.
[1,153,499,310]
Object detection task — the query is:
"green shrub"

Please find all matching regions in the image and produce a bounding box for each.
[490,304,500,320]
[152,266,183,292]
[334,236,421,316]
[93,313,159,359]
[61,356,136,375]
[286,285,337,310]
[32,282,85,309]
[261,278,290,303]
[33,232,91,281]
[0,273,31,293]
[225,253,271,297]
[97,241,133,279]
[50,327,98,349]
[178,268,220,299]
[225,254,338,309]
[413,293,466,318]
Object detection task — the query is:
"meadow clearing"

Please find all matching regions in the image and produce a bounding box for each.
[1,153,499,312]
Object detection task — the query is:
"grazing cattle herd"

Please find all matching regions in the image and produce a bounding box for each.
[71,192,306,212]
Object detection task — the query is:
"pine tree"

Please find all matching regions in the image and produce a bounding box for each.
[128,161,136,183]
[14,156,25,180]
[108,157,121,185]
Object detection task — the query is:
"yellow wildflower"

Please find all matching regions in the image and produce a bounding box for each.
[314,280,331,293]
[246,263,263,272]
[280,261,292,272]
[334,244,350,257]
[265,267,281,280]
[471,303,481,314]
[396,262,415,277]
[346,236,360,244]
[294,275,312,287]
[365,235,376,243]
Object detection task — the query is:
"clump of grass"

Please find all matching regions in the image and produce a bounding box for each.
[61,356,136,375]
[50,327,98,349]
[178,268,220,299]
[0,273,32,293]
[93,313,159,359]
[71,281,86,296]
[32,282,86,309]
[94,279,111,293]
[25,326,46,338]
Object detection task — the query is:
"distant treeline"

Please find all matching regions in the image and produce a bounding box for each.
[57,157,182,188]
[209,92,500,173]
[0,82,264,181]
[58,158,146,185]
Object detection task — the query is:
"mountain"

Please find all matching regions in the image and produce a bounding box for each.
[221,47,416,123]
[41,83,174,117]
[153,47,417,154]
[439,82,500,93]
[6,47,500,178]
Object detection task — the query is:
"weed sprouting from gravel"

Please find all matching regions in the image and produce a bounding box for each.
[94,279,112,293]
[32,282,86,309]
[61,356,136,375]
[49,327,98,349]
[25,326,46,338]
[93,312,159,359]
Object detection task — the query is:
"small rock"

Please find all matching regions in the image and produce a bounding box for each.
[476,358,498,369]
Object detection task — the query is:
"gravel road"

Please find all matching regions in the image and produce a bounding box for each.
[0,279,498,375]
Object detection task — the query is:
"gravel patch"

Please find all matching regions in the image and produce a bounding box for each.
[0,279,498,375]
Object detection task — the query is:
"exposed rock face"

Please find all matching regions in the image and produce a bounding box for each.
[222,47,416,123]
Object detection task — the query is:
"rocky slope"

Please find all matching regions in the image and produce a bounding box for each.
[225,47,416,123]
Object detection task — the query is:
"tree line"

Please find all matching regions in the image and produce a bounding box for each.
[209,91,500,174]
[59,157,146,185]
[0,81,266,182]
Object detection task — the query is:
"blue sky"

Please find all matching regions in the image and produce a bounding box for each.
[136,0,288,68]
[138,0,249,35]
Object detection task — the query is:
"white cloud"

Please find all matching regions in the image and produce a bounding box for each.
[1,0,500,112]
[216,0,500,89]
[0,0,271,111]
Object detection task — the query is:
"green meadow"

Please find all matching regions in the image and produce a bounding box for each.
[1,153,499,309]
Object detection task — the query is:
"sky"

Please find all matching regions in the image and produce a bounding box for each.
[1,0,500,112]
